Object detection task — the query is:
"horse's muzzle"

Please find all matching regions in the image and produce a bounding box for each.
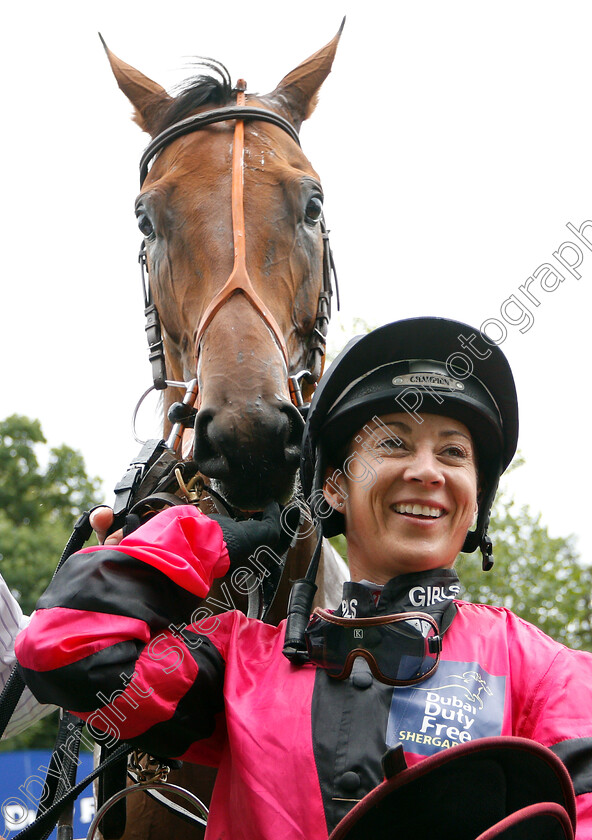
[193,398,303,508]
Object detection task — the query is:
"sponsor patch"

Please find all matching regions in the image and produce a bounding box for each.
[386,660,505,757]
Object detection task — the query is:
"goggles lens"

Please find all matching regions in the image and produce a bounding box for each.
[304,608,442,686]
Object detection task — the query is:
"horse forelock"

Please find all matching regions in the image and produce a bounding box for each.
[152,58,235,136]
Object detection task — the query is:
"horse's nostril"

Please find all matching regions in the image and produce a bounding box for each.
[280,401,305,464]
[194,407,214,440]
[193,408,229,477]
[192,399,303,496]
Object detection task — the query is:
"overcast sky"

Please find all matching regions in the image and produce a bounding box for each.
[2,1,591,567]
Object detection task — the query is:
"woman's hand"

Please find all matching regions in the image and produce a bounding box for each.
[89,506,123,546]
[209,502,282,565]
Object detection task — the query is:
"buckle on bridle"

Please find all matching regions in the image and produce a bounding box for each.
[289,369,316,414]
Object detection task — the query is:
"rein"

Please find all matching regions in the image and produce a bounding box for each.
[138,86,338,408]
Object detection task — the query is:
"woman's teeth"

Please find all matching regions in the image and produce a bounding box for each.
[393,503,443,518]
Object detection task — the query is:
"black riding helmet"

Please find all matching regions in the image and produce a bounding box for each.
[283,317,518,662]
[301,316,518,563]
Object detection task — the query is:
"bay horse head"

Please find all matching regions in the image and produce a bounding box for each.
[103,26,342,510]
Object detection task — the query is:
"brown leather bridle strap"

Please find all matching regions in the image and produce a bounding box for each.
[139,105,300,185]
[192,81,290,372]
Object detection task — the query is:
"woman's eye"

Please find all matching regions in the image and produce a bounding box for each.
[442,445,466,459]
[136,210,154,238]
[375,437,404,452]
[304,195,323,224]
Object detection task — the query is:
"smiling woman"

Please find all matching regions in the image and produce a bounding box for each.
[326,413,479,582]
[299,316,517,560]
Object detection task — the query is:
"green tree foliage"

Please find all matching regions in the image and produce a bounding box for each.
[0,415,102,613]
[0,415,102,749]
[457,469,592,651]
[0,415,100,529]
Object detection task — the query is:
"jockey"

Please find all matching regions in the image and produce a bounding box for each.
[14,317,592,838]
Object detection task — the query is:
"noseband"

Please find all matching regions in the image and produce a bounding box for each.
[138,83,338,410]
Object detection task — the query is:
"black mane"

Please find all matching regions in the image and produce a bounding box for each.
[154,58,234,134]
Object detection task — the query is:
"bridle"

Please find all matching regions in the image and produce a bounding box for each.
[138,82,338,411]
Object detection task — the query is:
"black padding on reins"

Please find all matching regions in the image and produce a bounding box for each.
[97,742,129,839]
[0,668,27,740]
[11,742,133,840]
[35,712,84,840]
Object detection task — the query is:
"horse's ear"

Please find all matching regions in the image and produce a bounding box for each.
[269,19,344,131]
[99,34,173,136]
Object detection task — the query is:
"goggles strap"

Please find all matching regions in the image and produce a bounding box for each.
[283,454,326,662]
[282,528,322,662]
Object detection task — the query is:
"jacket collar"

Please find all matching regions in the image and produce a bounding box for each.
[338,568,461,632]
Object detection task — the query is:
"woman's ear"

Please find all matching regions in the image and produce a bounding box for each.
[322,467,348,511]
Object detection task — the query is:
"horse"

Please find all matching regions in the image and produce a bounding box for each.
[93,24,347,839]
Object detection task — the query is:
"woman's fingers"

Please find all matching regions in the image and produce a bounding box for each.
[89,506,123,545]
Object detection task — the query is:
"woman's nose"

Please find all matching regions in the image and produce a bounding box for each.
[403,449,444,485]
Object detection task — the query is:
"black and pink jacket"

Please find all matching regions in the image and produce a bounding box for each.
[15,506,592,839]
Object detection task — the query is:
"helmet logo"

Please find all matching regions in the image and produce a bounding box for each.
[393,374,465,391]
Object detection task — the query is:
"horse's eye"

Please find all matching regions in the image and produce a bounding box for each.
[305,195,323,224]
[136,210,154,238]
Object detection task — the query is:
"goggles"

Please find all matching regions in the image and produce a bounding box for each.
[304,608,442,686]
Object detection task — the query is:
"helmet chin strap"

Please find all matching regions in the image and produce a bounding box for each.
[462,465,502,572]
[462,509,494,571]
[480,535,494,572]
